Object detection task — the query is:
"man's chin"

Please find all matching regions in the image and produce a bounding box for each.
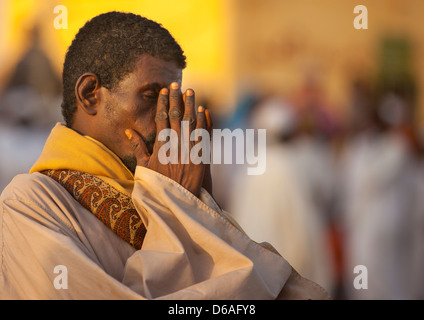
[122,155,138,174]
[121,135,154,174]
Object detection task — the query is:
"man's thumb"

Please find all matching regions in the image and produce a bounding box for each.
[125,129,150,167]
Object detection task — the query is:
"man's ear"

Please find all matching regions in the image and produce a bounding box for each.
[75,73,102,115]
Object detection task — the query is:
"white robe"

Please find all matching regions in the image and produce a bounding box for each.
[338,131,424,299]
[0,165,329,299]
[229,143,335,294]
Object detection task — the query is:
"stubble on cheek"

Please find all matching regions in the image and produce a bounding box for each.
[122,131,156,174]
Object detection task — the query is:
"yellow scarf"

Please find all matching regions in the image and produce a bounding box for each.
[30,122,134,196]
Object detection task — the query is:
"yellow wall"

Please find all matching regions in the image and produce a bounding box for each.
[0,0,235,109]
[1,0,423,122]
[233,0,424,123]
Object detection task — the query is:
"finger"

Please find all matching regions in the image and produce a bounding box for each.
[196,106,206,129]
[168,82,183,133]
[183,89,196,131]
[205,108,213,135]
[125,129,150,167]
[194,106,207,143]
[155,88,170,145]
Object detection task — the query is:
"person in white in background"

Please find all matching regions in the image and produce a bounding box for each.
[338,92,424,299]
[229,96,335,295]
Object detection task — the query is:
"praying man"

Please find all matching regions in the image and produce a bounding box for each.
[0,12,330,300]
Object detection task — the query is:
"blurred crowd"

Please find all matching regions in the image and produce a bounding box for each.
[0,27,62,192]
[211,68,424,299]
[1,26,424,300]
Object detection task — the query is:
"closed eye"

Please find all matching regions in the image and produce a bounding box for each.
[143,90,160,102]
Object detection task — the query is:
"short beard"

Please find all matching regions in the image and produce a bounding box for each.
[122,155,138,174]
[122,132,156,174]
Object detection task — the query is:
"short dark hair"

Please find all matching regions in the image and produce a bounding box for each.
[61,11,186,126]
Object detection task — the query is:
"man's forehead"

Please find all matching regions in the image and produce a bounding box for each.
[132,54,182,85]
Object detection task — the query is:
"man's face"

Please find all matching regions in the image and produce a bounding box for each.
[98,54,182,173]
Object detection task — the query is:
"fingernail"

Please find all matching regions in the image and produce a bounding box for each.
[161,88,169,95]
[186,89,194,96]
[170,82,179,90]
[125,129,132,139]
[198,106,204,113]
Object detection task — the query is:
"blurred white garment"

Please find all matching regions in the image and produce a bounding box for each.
[0,122,49,192]
[229,143,335,294]
[289,135,335,216]
[338,130,424,299]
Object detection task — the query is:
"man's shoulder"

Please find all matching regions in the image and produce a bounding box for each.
[0,172,75,223]
[1,172,60,203]
[0,172,84,236]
